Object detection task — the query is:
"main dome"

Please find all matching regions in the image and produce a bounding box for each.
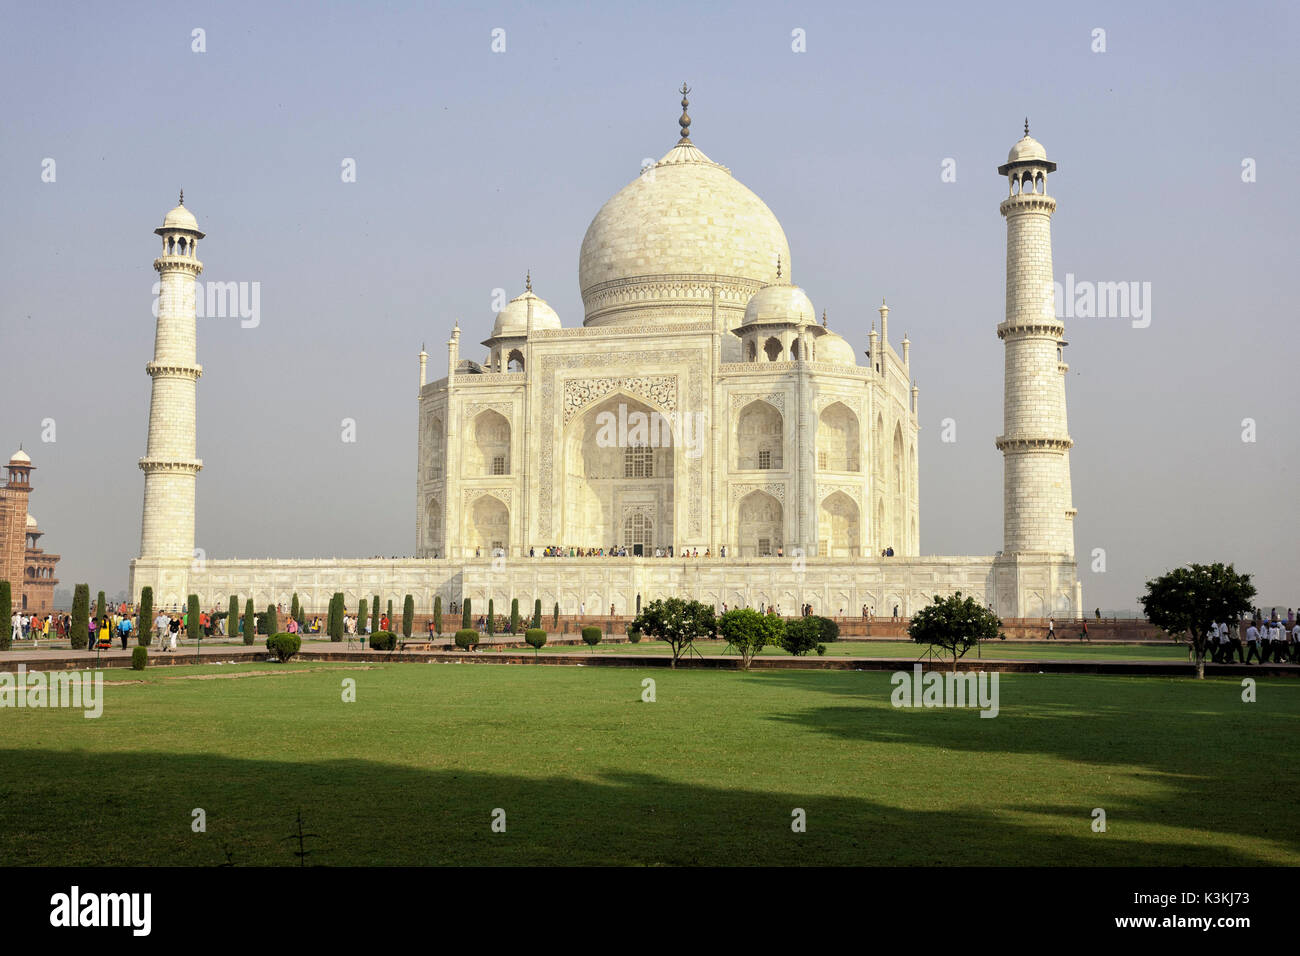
[579,140,790,327]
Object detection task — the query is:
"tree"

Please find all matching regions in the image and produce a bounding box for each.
[243,598,255,645]
[433,596,442,636]
[402,594,414,638]
[139,587,155,647]
[96,590,106,625]
[553,602,559,629]
[70,584,90,650]
[1140,562,1256,679]
[525,627,546,656]
[487,599,495,636]
[631,597,716,668]
[357,597,368,636]
[780,616,825,656]
[908,592,1002,672]
[187,594,202,641]
[291,593,300,622]
[226,595,237,642]
[0,581,11,651]
[265,604,279,638]
[462,598,471,630]
[719,608,784,669]
[387,599,394,628]
[330,593,345,642]
[510,598,520,635]
[532,598,542,630]
[372,595,380,634]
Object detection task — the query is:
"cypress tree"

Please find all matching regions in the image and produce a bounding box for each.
[433,596,442,636]
[357,597,368,635]
[533,598,542,630]
[0,581,11,651]
[266,604,279,637]
[227,595,238,639]
[387,598,394,627]
[291,593,300,622]
[510,598,520,634]
[402,594,414,638]
[330,592,345,642]
[487,598,495,636]
[243,598,255,645]
[553,602,560,629]
[372,595,380,634]
[187,594,201,640]
[96,590,106,625]
[462,598,471,629]
[70,584,90,650]
[139,586,155,647]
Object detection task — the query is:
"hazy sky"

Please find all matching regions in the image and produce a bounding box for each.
[2,0,1296,612]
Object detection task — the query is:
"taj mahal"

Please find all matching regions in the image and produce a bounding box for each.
[129,90,1081,620]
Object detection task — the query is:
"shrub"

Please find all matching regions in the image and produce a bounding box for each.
[525,628,547,653]
[371,594,380,634]
[0,581,10,651]
[780,616,823,657]
[462,599,471,630]
[357,597,368,636]
[402,594,414,638]
[553,602,559,629]
[330,592,345,642]
[266,632,301,662]
[226,595,238,642]
[581,625,602,649]
[719,608,785,669]
[816,616,839,643]
[131,646,148,670]
[243,599,255,645]
[70,584,90,650]
[455,628,479,650]
[290,593,300,622]
[265,604,279,638]
[510,598,520,634]
[628,627,642,644]
[433,596,442,636]
[487,599,495,635]
[96,590,106,625]
[816,644,827,656]
[387,599,394,628]
[139,587,155,647]
[369,630,397,651]
[533,599,542,630]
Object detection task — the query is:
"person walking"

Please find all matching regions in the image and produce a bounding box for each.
[1244,620,1262,664]
[118,614,133,649]
[1047,617,1055,640]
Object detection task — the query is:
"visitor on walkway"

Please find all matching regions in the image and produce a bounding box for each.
[118,614,133,648]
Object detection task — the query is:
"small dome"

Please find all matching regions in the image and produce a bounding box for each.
[816,331,858,366]
[9,448,30,464]
[491,289,561,338]
[162,203,200,232]
[1007,135,1048,165]
[743,283,815,326]
[26,514,37,529]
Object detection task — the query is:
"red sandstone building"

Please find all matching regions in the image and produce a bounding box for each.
[0,449,60,613]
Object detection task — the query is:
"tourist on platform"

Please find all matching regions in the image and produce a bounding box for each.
[168,615,181,649]
[155,611,169,644]
[1046,617,1055,640]
[118,614,133,649]
[10,611,21,644]
[1244,621,1261,663]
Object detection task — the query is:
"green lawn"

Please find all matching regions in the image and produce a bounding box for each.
[2,661,1295,866]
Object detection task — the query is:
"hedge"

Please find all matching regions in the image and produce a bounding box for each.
[131,646,148,670]
[628,627,642,644]
[581,625,602,648]
[369,630,397,651]
[524,627,547,652]
[454,628,479,650]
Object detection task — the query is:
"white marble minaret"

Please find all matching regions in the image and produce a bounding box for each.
[996,123,1076,558]
[139,193,204,562]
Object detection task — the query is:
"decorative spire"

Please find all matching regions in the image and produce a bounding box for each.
[677,83,691,143]
[776,254,782,280]
[822,309,828,329]
[1024,117,1029,137]
[179,189,184,205]
[525,270,531,292]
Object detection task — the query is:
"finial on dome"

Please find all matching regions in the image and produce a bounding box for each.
[526,270,532,292]
[822,309,828,329]
[776,254,782,280]
[179,189,184,205]
[677,83,692,143]
[1024,117,1029,137]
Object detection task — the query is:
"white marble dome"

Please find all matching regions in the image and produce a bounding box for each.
[1007,134,1048,165]
[26,513,38,529]
[816,331,858,366]
[579,141,790,327]
[491,289,561,338]
[742,282,815,326]
[162,202,200,232]
[9,448,30,464]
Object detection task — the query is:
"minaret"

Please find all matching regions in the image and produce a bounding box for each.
[419,343,428,389]
[139,193,204,562]
[996,123,1075,557]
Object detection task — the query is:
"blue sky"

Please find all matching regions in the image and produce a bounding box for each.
[2,0,1296,611]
